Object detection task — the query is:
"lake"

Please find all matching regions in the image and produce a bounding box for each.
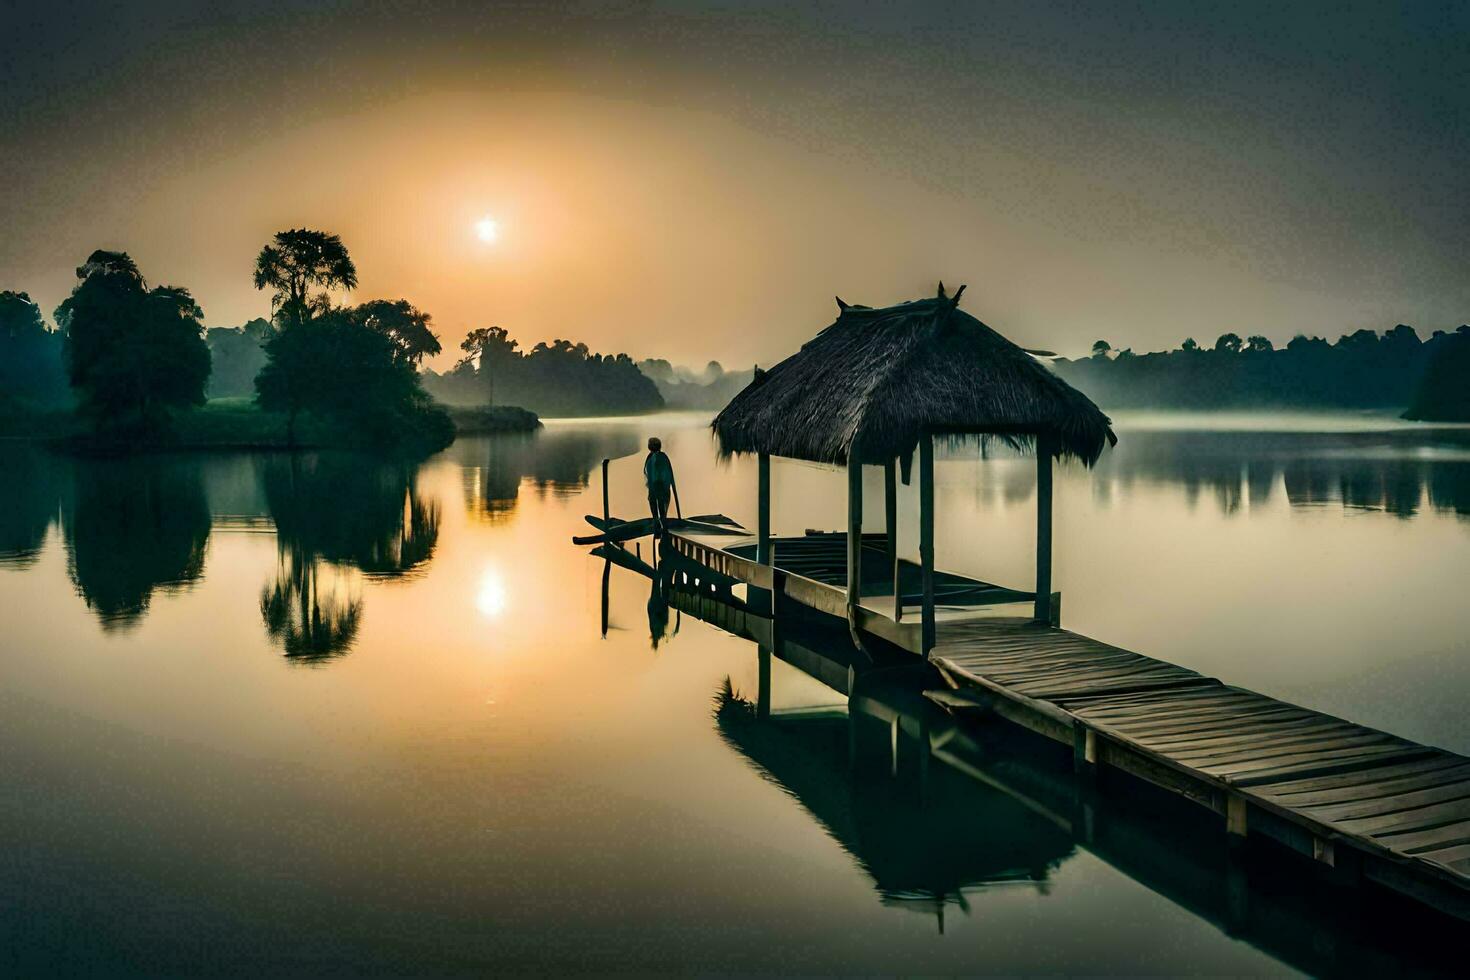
[3,411,1469,975]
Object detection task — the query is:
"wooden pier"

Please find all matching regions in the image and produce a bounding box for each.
[660,527,1470,920]
[634,287,1470,922]
[928,616,1470,918]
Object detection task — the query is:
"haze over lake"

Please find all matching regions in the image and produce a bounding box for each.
[3,411,1468,975]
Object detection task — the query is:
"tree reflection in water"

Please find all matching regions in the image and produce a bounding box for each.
[1090,427,1470,519]
[62,455,211,630]
[452,427,642,523]
[258,453,439,663]
[260,553,362,664]
[0,444,63,569]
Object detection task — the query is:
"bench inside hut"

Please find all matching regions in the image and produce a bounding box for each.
[707,283,1116,657]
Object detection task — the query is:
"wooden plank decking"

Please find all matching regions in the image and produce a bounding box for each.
[669,530,1036,652]
[931,617,1470,913]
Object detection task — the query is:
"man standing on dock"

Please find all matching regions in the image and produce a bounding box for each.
[644,436,675,535]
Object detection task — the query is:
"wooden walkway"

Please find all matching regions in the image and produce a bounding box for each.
[721,532,1032,611]
[669,529,1036,653]
[931,617,1470,916]
[658,525,1470,916]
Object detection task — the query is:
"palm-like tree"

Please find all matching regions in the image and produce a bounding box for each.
[252,229,358,329]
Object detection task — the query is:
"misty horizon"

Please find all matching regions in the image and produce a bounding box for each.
[3,2,1465,371]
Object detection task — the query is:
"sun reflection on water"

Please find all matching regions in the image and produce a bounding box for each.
[476,566,508,618]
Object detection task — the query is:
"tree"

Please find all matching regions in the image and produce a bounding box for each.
[0,290,68,410]
[354,299,441,367]
[1246,335,1274,352]
[1091,340,1112,357]
[459,326,520,404]
[1214,332,1243,354]
[1337,328,1380,351]
[1181,337,1199,351]
[1383,324,1421,349]
[252,229,357,329]
[1404,333,1470,421]
[54,250,211,427]
[1,290,47,346]
[255,306,448,447]
[1286,334,1328,352]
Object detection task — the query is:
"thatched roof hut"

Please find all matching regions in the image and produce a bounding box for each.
[712,285,1116,466]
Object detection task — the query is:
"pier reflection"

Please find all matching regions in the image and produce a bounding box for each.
[601,550,1465,975]
[716,676,1073,926]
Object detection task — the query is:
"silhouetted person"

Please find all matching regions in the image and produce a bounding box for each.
[644,436,675,534]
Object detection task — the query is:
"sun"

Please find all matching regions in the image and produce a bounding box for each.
[475,216,499,243]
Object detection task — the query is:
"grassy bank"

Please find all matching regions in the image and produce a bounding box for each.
[446,404,542,434]
[1,398,539,455]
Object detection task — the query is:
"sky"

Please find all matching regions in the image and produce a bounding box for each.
[2,1,1466,369]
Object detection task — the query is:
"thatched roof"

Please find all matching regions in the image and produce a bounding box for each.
[712,285,1116,466]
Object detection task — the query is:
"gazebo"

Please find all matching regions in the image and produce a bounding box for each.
[711,284,1115,655]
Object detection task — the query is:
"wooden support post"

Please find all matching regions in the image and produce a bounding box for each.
[884,459,900,621]
[1224,795,1250,931]
[1034,434,1054,624]
[1073,725,1098,786]
[847,458,863,610]
[1226,794,1248,838]
[757,645,771,720]
[756,452,773,616]
[919,435,936,657]
[756,453,771,565]
[601,458,611,526]
[599,557,610,638]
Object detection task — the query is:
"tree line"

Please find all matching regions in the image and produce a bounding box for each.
[1053,326,1470,413]
[421,328,663,416]
[0,229,452,450]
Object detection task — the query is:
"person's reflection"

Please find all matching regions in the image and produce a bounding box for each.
[62,455,211,630]
[647,572,671,648]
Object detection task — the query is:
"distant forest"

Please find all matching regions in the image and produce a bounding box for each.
[636,359,754,410]
[10,271,1467,425]
[420,332,664,416]
[1053,326,1470,414]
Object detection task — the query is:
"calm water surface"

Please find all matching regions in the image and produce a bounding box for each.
[3,411,1469,975]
